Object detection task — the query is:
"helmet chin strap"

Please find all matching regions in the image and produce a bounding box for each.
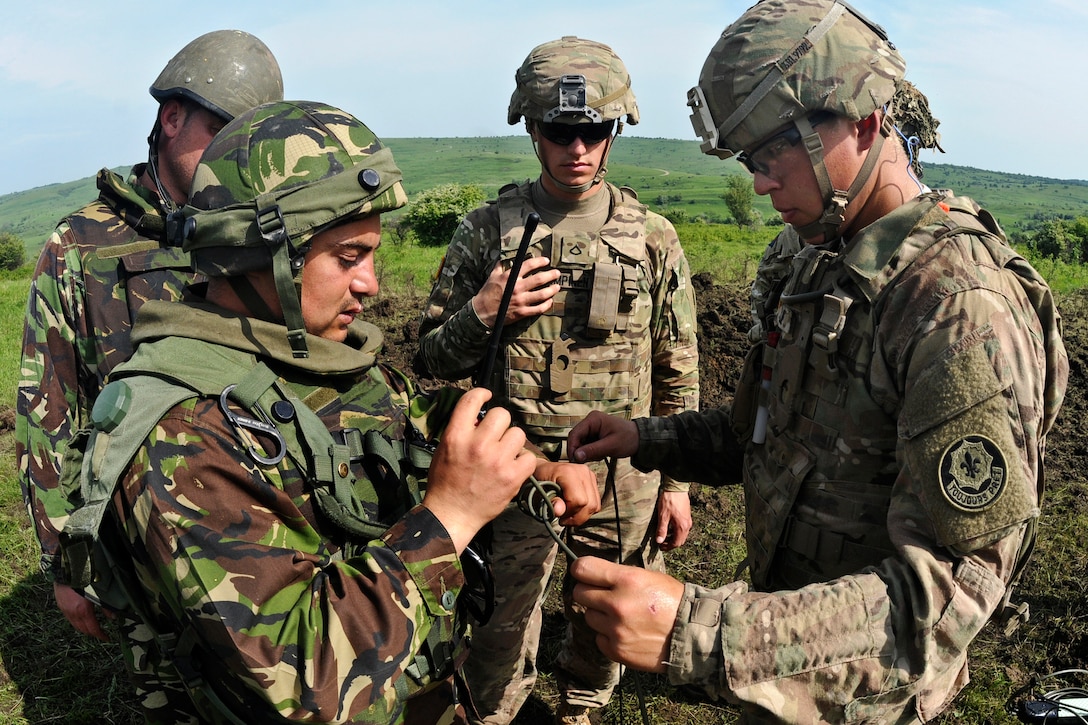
[531,121,616,195]
[146,123,180,214]
[791,113,891,242]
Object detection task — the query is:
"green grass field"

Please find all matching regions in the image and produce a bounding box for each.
[5,137,1088,256]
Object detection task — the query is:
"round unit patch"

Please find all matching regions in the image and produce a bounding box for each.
[938,435,1007,511]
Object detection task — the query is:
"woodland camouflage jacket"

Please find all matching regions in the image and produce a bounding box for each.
[16,165,198,579]
[96,298,469,723]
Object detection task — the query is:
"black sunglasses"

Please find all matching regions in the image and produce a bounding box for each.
[736,112,833,176]
[536,119,615,146]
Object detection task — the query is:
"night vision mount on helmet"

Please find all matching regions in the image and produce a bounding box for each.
[507,35,639,127]
[509,36,639,194]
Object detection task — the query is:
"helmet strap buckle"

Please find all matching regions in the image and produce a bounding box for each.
[256,198,287,246]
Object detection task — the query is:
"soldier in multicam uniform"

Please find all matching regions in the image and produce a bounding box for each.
[748,80,943,343]
[61,100,599,724]
[416,37,699,725]
[16,29,283,644]
[567,1,1069,723]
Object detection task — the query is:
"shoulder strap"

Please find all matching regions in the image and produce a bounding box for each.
[60,375,198,590]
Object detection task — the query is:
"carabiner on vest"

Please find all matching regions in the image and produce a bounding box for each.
[219,385,287,466]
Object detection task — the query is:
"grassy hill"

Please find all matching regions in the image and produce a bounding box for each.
[3,137,1087,255]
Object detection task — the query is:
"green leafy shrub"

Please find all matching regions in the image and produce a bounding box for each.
[402,184,486,247]
[0,232,26,271]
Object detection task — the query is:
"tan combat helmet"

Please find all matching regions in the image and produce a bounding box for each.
[687,0,906,240]
[509,36,638,193]
[508,35,638,126]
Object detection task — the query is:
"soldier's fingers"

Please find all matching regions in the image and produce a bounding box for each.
[446,388,493,436]
[569,555,619,590]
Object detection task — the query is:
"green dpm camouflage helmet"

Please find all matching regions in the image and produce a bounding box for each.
[508,35,639,127]
[149,29,284,122]
[175,100,407,357]
[687,0,906,240]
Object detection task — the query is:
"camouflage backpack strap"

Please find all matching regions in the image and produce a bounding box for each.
[221,363,431,545]
[60,374,198,593]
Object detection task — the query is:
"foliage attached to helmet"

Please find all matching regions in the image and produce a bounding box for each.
[149,29,285,122]
[687,0,905,159]
[508,36,639,128]
[175,100,407,356]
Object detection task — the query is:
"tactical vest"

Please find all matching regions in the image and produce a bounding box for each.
[59,333,466,722]
[490,183,655,455]
[739,194,1021,591]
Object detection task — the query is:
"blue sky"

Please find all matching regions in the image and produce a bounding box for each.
[1,0,1084,197]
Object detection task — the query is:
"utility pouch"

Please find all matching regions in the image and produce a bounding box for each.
[587,262,622,337]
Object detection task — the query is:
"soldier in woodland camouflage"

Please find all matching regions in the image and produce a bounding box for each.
[15,25,282,680]
[416,37,698,725]
[66,100,598,724]
[568,2,1069,723]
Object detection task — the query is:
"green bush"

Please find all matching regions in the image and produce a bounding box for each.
[402,184,486,247]
[0,232,25,271]
[722,174,759,228]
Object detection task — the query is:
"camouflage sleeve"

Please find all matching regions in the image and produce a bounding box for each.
[663,239,1068,721]
[119,398,465,721]
[417,210,502,381]
[632,409,743,486]
[645,213,700,493]
[668,493,1028,722]
[16,222,92,578]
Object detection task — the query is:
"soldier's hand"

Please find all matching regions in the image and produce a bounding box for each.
[471,256,560,327]
[654,490,693,551]
[568,411,640,463]
[54,581,109,642]
[533,460,600,527]
[424,388,537,553]
[570,556,684,674]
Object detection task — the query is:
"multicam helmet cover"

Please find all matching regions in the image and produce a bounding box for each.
[177,100,407,356]
[149,29,284,122]
[688,0,909,240]
[687,0,905,159]
[508,36,639,126]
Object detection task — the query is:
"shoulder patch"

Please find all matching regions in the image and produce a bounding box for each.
[939,435,1007,511]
